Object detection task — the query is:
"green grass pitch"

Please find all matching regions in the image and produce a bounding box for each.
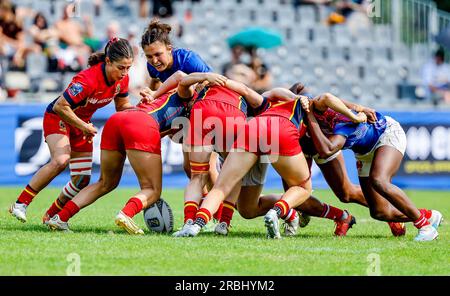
[0,187,448,275]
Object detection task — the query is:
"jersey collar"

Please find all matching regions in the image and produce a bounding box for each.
[101,63,114,87]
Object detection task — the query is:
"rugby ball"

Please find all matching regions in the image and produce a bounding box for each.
[143,198,174,233]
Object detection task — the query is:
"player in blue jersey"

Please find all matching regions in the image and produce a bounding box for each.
[138,20,222,221]
[304,93,443,241]
[139,19,212,99]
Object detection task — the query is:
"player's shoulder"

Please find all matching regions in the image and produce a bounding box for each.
[73,63,101,85]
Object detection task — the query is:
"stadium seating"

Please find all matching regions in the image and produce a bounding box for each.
[0,0,445,107]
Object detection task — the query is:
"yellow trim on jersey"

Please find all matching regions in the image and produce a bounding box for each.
[148,93,174,115]
[197,87,211,101]
[289,99,299,120]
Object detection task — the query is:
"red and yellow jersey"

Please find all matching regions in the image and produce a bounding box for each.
[137,90,192,137]
[195,85,248,114]
[46,63,129,121]
[259,98,307,137]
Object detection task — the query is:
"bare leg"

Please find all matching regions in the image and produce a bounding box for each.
[319,153,367,206]
[200,150,258,216]
[126,149,162,209]
[71,150,125,209]
[28,134,71,191]
[366,146,420,221]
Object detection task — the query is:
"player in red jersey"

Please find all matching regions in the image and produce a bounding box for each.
[174,85,373,238]
[172,74,301,236]
[48,72,270,233]
[9,38,134,224]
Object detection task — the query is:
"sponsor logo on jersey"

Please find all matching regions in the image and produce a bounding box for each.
[68,83,83,96]
[87,97,114,104]
[115,84,121,95]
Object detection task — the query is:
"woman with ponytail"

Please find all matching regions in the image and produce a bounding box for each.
[9,38,135,226]
[140,19,212,96]
[140,19,224,224]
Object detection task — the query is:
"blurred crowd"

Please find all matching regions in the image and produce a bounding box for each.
[1,0,450,105]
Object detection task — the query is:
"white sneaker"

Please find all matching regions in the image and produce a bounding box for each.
[47,214,70,232]
[9,202,27,223]
[173,223,202,237]
[283,213,299,237]
[414,224,438,242]
[172,219,194,236]
[264,209,281,239]
[428,210,443,230]
[214,221,229,236]
[115,211,144,235]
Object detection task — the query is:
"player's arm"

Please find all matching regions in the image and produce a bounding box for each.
[141,71,187,102]
[53,96,97,140]
[150,78,162,91]
[305,111,346,159]
[177,72,227,99]
[224,79,263,108]
[114,96,133,111]
[313,93,367,123]
[340,98,377,123]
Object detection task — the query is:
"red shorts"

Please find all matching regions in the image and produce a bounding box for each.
[234,115,302,156]
[100,110,161,154]
[186,100,246,152]
[43,112,93,152]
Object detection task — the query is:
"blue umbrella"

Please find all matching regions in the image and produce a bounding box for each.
[227,27,283,49]
[435,26,450,51]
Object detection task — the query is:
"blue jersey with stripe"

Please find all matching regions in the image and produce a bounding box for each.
[147,48,212,82]
[316,109,387,154]
[137,91,189,136]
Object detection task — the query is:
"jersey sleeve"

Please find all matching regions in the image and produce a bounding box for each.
[182,51,212,73]
[62,72,94,107]
[116,75,129,98]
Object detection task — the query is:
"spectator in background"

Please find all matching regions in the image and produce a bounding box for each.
[29,12,60,72]
[54,3,95,70]
[248,47,272,93]
[422,48,450,104]
[0,0,27,68]
[326,0,371,31]
[222,45,272,93]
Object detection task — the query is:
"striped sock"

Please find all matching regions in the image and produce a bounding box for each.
[58,200,80,222]
[184,201,199,223]
[194,208,212,228]
[220,201,235,226]
[17,184,38,205]
[320,203,345,221]
[46,198,65,217]
[121,197,143,218]
[61,181,81,199]
[273,200,290,218]
[283,209,298,222]
[413,212,430,229]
